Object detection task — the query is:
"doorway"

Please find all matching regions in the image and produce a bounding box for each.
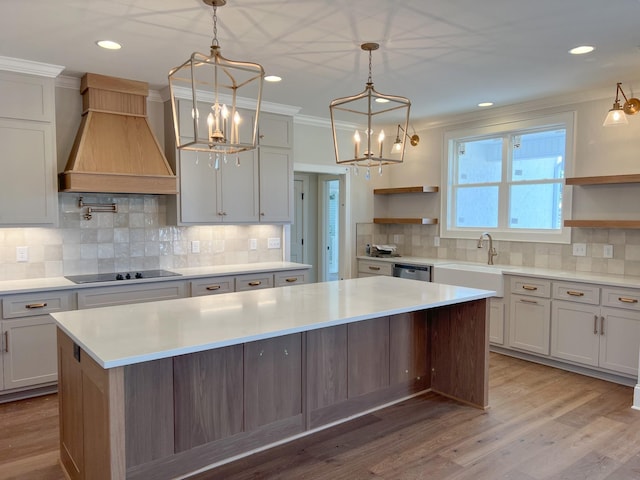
[319,175,340,281]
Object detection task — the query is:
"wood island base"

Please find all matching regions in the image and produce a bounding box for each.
[57,299,488,480]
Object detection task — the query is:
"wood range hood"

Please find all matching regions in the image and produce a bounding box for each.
[59,73,177,194]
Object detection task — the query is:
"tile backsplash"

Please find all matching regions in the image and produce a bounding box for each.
[0,194,283,281]
[357,223,640,277]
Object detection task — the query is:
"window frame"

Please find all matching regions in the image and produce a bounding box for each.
[440,111,575,244]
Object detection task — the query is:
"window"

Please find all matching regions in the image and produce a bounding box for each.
[441,112,574,243]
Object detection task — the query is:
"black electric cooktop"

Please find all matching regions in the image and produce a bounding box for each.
[65,269,181,284]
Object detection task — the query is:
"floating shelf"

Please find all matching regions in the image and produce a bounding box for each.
[373,185,439,195]
[374,218,438,225]
[564,220,640,229]
[565,174,640,186]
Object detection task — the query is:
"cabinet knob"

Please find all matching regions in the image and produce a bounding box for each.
[284,348,288,356]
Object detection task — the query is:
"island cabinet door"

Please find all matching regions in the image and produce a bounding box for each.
[389,312,429,388]
[348,317,390,398]
[173,345,244,452]
[244,333,303,432]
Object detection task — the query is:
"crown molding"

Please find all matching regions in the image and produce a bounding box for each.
[0,56,64,78]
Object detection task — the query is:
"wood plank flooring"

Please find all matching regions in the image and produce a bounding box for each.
[2,353,640,480]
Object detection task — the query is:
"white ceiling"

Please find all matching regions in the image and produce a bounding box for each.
[2,0,640,121]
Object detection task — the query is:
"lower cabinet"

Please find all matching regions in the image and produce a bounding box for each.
[2,316,57,390]
[1,290,74,393]
[509,294,551,355]
[489,298,505,345]
[77,281,186,309]
[552,300,640,376]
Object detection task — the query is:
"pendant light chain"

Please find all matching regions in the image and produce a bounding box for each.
[211,4,219,47]
[367,48,373,84]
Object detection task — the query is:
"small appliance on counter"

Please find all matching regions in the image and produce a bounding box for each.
[368,244,401,258]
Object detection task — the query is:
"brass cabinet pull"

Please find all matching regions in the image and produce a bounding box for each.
[285,278,298,283]
[206,285,221,291]
[600,316,605,335]
[3,331,7,353]
[522,285,538,291]
[248,281,262,287]
[25,302,47,309]
[566,290,585,297]
[618,297,638,304]
[593,314,598,335]
[368,266,381,271]
[520,298,538,305]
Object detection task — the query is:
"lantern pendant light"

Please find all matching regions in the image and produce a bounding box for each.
[329,43,411,177]
[168,0,264,161]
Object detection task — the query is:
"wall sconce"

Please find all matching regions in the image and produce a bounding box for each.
[391,125,420,153]
[603,82,640,126]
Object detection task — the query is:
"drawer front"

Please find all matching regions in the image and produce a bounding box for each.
[77,281,186,309]
[2,291,74,319]
[552,282,600,305]
[235,274,273,292]
[510,277,551,298]
[190,276,235,297]
[274,270,308,287]
[358,260,392,277]
[602,287,640,311]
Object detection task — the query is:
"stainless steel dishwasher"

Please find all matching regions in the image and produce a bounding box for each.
[392,263,431,282]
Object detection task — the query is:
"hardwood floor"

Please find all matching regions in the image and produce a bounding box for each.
[2,353,640,480]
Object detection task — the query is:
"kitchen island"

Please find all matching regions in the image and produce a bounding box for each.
[52,276,493,480]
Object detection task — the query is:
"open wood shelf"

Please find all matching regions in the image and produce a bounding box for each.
[565,174,640,186]
[564,220,640,229]
[373,186,439,195]
[374,218,438,225]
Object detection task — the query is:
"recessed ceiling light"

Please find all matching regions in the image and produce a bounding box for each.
[375,98,390,103]
[96,40,122,50]
[478,102,494,107]
[569,45,594,55]
[264,75,282,82]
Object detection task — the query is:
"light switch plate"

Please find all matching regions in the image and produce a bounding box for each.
[191,240,200,254]
[603,244,614,258]
[249,238,257,250]
[433,236,440,247]
[572,243,587,256]
[16,246,28,262]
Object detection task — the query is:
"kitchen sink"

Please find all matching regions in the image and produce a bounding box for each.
[432,263,519,297]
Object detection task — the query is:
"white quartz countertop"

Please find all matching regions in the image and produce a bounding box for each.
[357,256,640,289]
[52,276,494,369]
[0,262,311,295]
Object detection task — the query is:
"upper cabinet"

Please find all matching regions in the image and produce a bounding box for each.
[372,186,439,225]
[0,67,62,227]
[167,104,293,225]
[564,174,640,229]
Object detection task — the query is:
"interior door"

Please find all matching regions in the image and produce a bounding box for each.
[319,175,340,282]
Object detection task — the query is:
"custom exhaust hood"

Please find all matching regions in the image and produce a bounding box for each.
[59,73,177,194]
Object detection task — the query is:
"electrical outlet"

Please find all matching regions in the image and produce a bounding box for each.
[572,243,587,257]
[268,237,281,249]
[603,244,614,259]
[16,246,28,262]
[433,236,440,247]
[249,238,257,250]
[191,240,200,254]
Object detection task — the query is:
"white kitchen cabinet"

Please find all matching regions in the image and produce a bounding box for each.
[274,270,307,287]
[178,149,259,224]
[77,281,186,309]
[190,276,235,297]
[0,290,74,391]
[489,298,505,345]
[1,316,57,390]
[0,70,59,226]
[508,277,551,355]
[259,147,292,223]
[357,259,393,277]
[259,112,292,148]
[235,272,274,292]
[551,288,640,377]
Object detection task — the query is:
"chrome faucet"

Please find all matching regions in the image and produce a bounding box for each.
[477,232,498,265]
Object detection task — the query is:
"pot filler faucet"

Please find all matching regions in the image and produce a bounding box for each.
[477,232,498,265]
